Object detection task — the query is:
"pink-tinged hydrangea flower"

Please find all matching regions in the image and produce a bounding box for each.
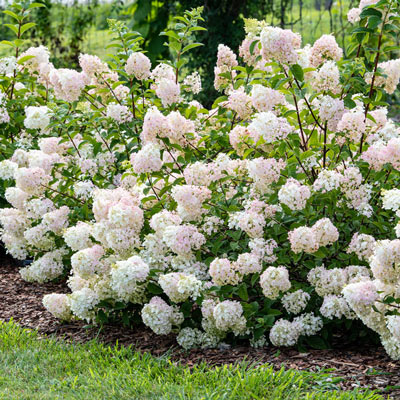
[110,255,149,302]
[38,137,68,155]
[209,258,242,286]
[15,167,49,195]
[309,61,340,94]
[43,293,72,321]
[49,69,88,102]
[251,84,286,113]
[347,233,376,262]
[131,143,162,174]
[151,63,175,83]
[342,280,378,306]
[92,188,140,222]
[159,272,202,302]
[226,88,252,119]
[162,224,206,255]
[260,26,301,64]
[125,52,151,80]
[236,252,262,275]
[19,45,50,74]
[0,208,29,235]
[320,294,356,319]
[370,239,400,284]
[107,200,144,230]
[141,296,183,335]
[337,110,366,142]
[312,218,339,247]
[171,185,211,221]
[149,210,182,236]
[229,210,266,238]
[247,157,286,194]
[79,53,109,77]
[361,142,387,170]
[229,125,252,156]
[278,178,311,211]
[317,95,345,132]
[260,266,291,299]
[288,226,319,254]
[213,300,247,335]
[340,167,372,217]
[248,111,293,144]
[216,44,238,69]
[309,34,343,67]
[106,103,133,124]
[0,160,18,180]
[4,187,30,209]
[24,106,51,131]
[63,222,93,251]
[69,287,100,322]
[71,244,105,278]
[365,59,400,94]
[155,78,181,107]
[269,319,301,346]
[37,62,54,87]
[183,72,202,94]
[27,150,59,174]
[214,45,238,92]
[239,37,261,66]
[165,110,196,146]
[183,162,214,187]
[348,7,361,23]
[281,290,310,315]
[20,248,67,283]
[42,206,70,234]
[140,106,171,144]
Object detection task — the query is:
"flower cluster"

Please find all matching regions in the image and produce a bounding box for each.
[1,2,400,358]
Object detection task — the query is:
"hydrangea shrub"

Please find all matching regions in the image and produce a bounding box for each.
[1,0,400,357]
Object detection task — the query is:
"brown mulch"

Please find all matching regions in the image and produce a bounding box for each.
[1,251,400,396]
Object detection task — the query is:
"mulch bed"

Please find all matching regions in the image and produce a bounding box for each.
[1,250,400,396]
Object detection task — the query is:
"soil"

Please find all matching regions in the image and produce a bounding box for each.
[1,250,400,397]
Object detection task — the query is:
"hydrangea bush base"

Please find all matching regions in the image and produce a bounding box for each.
[1,0,400,357]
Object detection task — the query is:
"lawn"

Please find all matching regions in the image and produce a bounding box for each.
[0,321,384,400]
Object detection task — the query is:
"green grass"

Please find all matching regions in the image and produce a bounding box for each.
[0,321,385,400]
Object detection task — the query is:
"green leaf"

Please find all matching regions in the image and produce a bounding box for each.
[290,64,304,82]
[189,26,207,32]
[249,40,258,55]
[20,22,35,35]
[4,23,19,36]
[3,10,20,22]
[28,2,46,9]
[237,284,248,302]
[181,43,203,55]
[147,283,163,295]
[360,7,382,18]
[368,15,382,30]
[17,55,35,65]
[160,31,180,40]
[0,40,15,48]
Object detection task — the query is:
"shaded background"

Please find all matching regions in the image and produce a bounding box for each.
[0,0,383,105]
